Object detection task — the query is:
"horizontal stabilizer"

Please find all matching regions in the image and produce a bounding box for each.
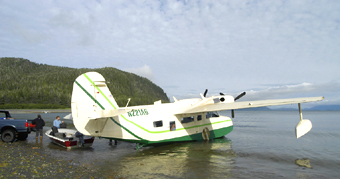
[88,108,131,120]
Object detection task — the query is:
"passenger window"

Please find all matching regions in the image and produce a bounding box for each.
[181,116,194,124]
[153,120,163,127]
[197,115,202,121]
[170,121,176,131]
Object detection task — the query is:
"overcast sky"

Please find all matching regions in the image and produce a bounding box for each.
[1,0,339,107]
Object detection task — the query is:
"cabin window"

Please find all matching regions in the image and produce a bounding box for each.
[181,116,194,124]
[197,115,202,121]
[206,112,219,119]
[153,120,163,127]
[206,112,212,119]
[170,121,176,131]
[212,112,219,117]
[0,113,6,119]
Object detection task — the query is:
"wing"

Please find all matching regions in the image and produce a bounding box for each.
[175,96,324,114]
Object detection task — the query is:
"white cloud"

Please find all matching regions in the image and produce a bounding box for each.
[245,83,315,99]
[124,65,154,81]
[0,0,339,104]
[237,81,340,105]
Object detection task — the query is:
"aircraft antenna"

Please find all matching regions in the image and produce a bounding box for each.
[125,98,131,108]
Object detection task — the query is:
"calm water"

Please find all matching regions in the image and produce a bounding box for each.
[9,110,340,178]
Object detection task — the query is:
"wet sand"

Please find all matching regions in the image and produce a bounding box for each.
[2,111,339,178]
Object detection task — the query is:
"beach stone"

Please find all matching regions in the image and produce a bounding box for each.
[295,158,312,169]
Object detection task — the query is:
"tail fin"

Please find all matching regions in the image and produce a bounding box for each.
[71,72,119,135]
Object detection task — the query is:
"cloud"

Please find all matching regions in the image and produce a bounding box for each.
[124,65,154,81]
[238,81,340,104]
[245,83,315,99]
[0,0,339,104]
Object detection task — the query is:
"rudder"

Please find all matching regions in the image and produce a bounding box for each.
[71,72,119,135]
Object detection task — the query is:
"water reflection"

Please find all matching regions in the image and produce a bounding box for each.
[103,137,235,178]
[29,139,44,150]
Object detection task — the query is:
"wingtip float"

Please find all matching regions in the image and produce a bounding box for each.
[71,72,324,147]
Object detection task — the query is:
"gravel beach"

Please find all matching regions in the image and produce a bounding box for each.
[0,140,117,179]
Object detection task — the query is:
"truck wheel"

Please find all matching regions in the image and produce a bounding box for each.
[1,129,16,142]
[17,133,28,140]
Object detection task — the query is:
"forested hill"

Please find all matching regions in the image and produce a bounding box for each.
[0,57,169,109]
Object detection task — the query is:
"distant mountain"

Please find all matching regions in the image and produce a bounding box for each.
[269,107,297,111]
[237,107,271,111]
[305,105,340,111]
[236,105,340,111]
[0,57,169,109]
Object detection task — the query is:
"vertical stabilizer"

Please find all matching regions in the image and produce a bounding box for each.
[71,72,119,135]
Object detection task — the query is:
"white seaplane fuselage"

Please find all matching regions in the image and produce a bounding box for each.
[71,72,233,146]
[71,72,323,146]
[100,99,233,145]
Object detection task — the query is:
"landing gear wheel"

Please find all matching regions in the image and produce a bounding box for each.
[202,127,210,140]
[1,129,16,142]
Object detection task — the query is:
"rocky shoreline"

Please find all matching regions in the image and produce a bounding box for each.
[0,140,117,178]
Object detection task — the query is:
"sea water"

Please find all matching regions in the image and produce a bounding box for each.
[8,110,340,178]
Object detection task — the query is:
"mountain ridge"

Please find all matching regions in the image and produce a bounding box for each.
[0,57,170,109]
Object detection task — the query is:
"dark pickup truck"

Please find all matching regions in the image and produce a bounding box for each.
[0,110,34,142]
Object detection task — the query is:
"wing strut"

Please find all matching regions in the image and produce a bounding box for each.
[295,103,312,139]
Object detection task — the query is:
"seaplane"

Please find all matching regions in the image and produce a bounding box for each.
[71,72,324,148]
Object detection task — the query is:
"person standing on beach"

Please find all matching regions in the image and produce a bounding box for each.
[53,116,63,129]
[32,114,45,141]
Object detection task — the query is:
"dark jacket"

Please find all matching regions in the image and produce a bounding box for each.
[32,117,45,130]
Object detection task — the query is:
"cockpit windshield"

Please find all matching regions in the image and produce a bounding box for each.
[206,111,219,119]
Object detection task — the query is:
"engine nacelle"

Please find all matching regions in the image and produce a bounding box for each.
[213,95,234,103]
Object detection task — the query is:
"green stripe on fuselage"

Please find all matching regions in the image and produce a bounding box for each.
[102,125,233,145]
[75,80,105,109]
[83,73,117,109]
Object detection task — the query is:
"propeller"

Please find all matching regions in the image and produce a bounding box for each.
[203,89,208,97]
[231,92,246,118]
[234,92,246,101]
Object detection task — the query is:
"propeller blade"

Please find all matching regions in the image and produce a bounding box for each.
[234,92,246,101]
[232,92,246,118]
[203,89,208,97]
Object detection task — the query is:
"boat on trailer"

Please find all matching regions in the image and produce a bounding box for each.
[45,128,95,149]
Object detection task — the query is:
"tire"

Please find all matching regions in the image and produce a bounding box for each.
[17,133,28,140]
[1,129,16,143]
